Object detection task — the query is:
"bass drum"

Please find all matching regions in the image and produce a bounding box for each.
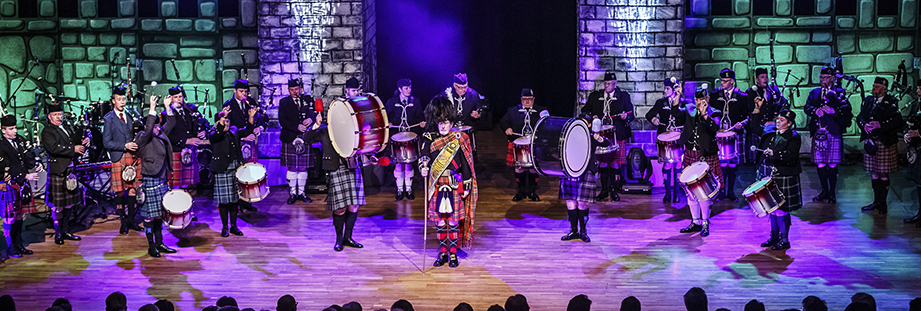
[531,117,591,178]
[327,94,389,158]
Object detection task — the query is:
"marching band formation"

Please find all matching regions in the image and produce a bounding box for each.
[2,66,920,267]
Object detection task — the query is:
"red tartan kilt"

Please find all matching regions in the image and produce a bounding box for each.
[2,184,34,218]
[427,175,466,222]
[169,152,199,188]
[506,142,514,167]
[682,149,723,182]
[110,153,141,194]
[597,140,627,165]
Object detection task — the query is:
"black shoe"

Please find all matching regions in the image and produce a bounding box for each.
[878,204,888,215]
[825,196,836,204]
[812,192,828,202]
[528,192,540,201]
[148,247,161,257]
[611,192,620,201]
[396,192,405,201]
[663,193,671,203]
[680,222,702,233]
[301,195,312,203]
[8,248,22,258]
[406,191,415,200]
[157,244,177,253]
[726,193,739,202]
[433,252,449,267]
[770,240,790,250]
[334,243,344,252]
[595,191,609,201]
[229,227,243,236]
[512,193,525,201]
[448,253,459,268]
[561,231,580,241]
[287,194,298,204]
[15,245,33,255]
[54,232,64,245]
[62,233,81,241]
[579,232,591,243]
[128,223,143,232]
[760,231,780,247]
[700,223,710,237]
[342,239,363,248]
[240,201,257,212]
[119,225,129,235]
[672,195,681,203]
[861,203,878,211]
[221,228,230,237]
[905,213,921,224]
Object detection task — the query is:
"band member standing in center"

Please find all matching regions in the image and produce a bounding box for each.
[278,78,317,204]
[419,96,477,268]
[0,115,39,257]
[103,86,143,234]
[746,67,790,163]
[224,79,267,212]
[857,77,904,215]
[162,86,204,190]
[500,88,546,201]
[755,110,802,250]
[678,85,722,237]
[210,106,255,237]
[709,68,751,202]
[137,96,178,257]
[581,72,634,201]
[560,119,610,243]
[804,67,852,204]
[385,78,425,201]
[645,77,687,203]
[42,103,89,245]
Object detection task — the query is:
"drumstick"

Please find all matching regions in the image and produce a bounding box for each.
[601,111,632,120]
[749,145,768,153]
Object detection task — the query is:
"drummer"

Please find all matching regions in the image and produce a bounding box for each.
[0,114,40,258]
[345,77,361,98]
[210,106,255,237]
[163,86,205,190]
[278,78,318,204]
[444,73,483,128]
[804,67,852,204]
[645,77,688,203]
[223,79,267,211]
[756,110,802,250]
[560,118,611,243]
[678,84,722,237]
[500,88,547,201]
[581,72,634,202]
[710,68,751,202]
[103,85,143,234]
[136,95,178,258]
[385,78,425,201]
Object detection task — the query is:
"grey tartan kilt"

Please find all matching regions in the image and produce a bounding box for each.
[46,173,79,208]
[773,174,802,212]
[280,142,316,172]
[214,160,240,204]
[559,172,597,203]
[326,165,365,211]
[812,134,842,165]
[140,176,169,219]
[756,163,774,180]
[864,142,899,174]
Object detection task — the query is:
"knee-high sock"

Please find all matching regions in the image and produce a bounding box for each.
[51,208,61,235]
[144,220,156,247]
[332,212,346,243]
[287,171,298,195]
[12,219,24,246]
[394,167,405,193]
[663,168,672,197]
[598,168,610,193]
[724,166,736,195]
[579,209,589,233]
[777,214,790,242]
[700,200,712,221]
[817,167,829,193]
[126,195,138,225]
[870,179,881,204]
[688,198,701,223]
[529,171,539,194]
[219,204,230,228]
[3,221,12,249]
[61,208,72,234]
[672,169,682,197]
[296,172,309,195]
[828,167,838,195]
[343,210,358,240]
[515,172,526,194]
[151,219,164,245]
[229,203,239,228]
[447,224,459,254]
[404,166,414,192]
[436,224,448,253]
[880,179,890,206]
[769,214,779,234]
[567,209,579,233]
[610,167,620,191]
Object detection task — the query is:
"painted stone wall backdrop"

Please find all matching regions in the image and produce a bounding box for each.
[685,0,919,143]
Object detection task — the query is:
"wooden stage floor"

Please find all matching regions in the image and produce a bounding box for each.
[2,128,921,311]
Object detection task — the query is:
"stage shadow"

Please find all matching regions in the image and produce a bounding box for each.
[720,250,794,284]
[587,233,705,279]
[794,201,843,224]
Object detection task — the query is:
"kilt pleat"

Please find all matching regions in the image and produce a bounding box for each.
[812,134,842,165]
[559,172,597,203]
[140,176,168,219]
[427,175,466,222]
[326,165,365,211]
[46,173,79,208]
[214,160,240,204]
[682,149,723,182]
[864,142,898,174]
[773,174,802,212]
[280,142,315,171]
[110,153,141,194]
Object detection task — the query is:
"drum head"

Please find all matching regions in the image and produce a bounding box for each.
[392,131,417,142]
[452,125,473,132]
[679,162,710,184]
[235,163,267,184]
[163,190,192,213]
[327,99,359,158]
[717,130,736,138]
[598,124,614,132]
[743,178,772,197]
[657,131,681,142]
[513,136,531,146]
[561,119,590,177]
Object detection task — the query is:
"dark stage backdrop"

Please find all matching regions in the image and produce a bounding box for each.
[375,0,577,122]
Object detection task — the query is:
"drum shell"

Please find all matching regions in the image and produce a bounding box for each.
[594,125,618,154]
[743,178,785,218]
[531,117,591,178]
[680,162,721,202]
[236,163,270,202]
[390,132,419,163]
[656,132,683,163]
[512,136,533,168]
[716,131,738,161]
[163,190,193,229]
[328,95,390,158]
[451,126,476,151]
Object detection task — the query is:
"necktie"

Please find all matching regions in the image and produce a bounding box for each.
[11,139,16,150]
[119,112,125,123]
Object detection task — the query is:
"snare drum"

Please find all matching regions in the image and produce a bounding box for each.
[163,190,193,229]
[531,117,591,178]
[679,162,721,202]
[512,136,533,168]
[451,125,476,151]
[236,162,269,202]
[328,95,390,158]
[742,178,785,218]
[656,131,683,163]
[716,130,738,161]
[594,125,617,154]
[390,132,419,163]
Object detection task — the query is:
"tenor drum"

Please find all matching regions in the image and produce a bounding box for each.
[390,132,419,163]
[531,117,591,178]
[679,162,721,202]
[594,125,618,154]
[163,190,193,229]
[656,131,683,163]
[451,125,476,151]
[236,162,269,202]
[328,95,390,158]
[716,130,738,161]
[742,178,785,218]
[512,136,533,168]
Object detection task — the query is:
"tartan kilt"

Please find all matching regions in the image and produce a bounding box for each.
[597,140,628,165]
[756,163,774,180]
[864,142,899,174]
[169,152,199,188]
[506,142,514,167]
[326,165,365,211]
[140,176,168,219]
[773,174,802,212]
[280,142,314,172]
[427,175,466,222]
[46,173,79,208]
[1,184,28,220]
[682,149,723,182]
[718,133,743,165]
[110,153,142,194]
[812,134,842,165]
[559,172,597,203]
[213,160,240,204]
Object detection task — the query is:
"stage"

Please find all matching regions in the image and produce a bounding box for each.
[2,128,920,311]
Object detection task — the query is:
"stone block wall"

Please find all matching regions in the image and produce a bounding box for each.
[578,0,686,120]
[685,0,919,136]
